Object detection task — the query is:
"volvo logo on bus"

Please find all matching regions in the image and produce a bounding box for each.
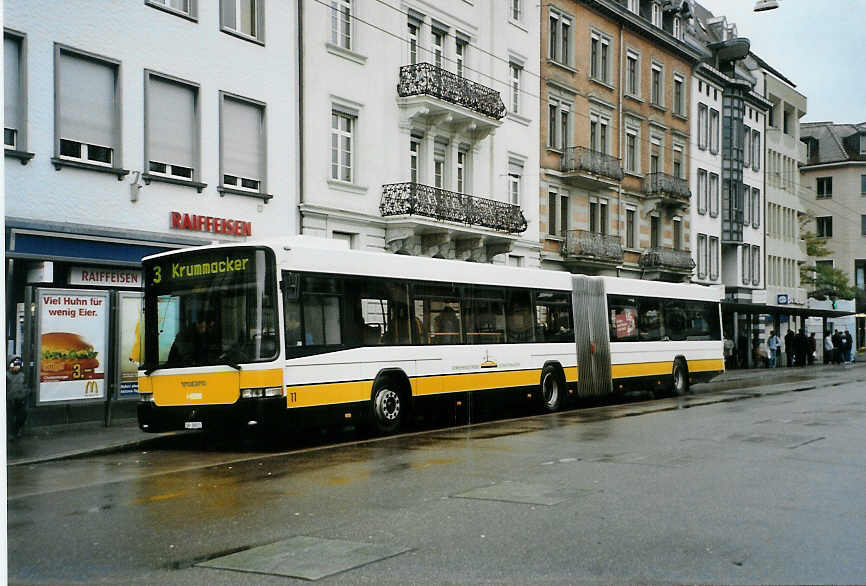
[181,380,206,388]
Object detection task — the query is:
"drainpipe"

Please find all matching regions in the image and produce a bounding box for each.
[617,20,624,273]
[296,0,304,235]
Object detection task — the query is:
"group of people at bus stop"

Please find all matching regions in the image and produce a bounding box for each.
[725,327,856,369]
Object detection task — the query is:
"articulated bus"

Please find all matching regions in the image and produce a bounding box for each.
[137,237,724,434]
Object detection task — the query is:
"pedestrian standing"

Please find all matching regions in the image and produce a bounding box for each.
[723,336,735,369]
[767,330,781,368]
[784,329,795,367]
[823,331,834,364]
[6,356,30,440]
[795,329,808,367]
[832,330,842,364]
[808,333,817,365]
[841,330,852,364]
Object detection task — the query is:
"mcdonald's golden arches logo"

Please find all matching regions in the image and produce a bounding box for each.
[84,380,100,397]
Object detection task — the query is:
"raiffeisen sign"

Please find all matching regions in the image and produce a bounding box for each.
[169,211,252,237]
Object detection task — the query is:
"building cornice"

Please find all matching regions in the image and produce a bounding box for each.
[800,160,866,172]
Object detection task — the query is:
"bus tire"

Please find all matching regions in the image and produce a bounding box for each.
[671,359,689,396]
[370,377,405,434]
[539,364,564,412]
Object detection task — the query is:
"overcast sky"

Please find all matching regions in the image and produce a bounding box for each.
[698,0,865,124]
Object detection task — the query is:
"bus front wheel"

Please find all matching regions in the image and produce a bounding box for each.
[671,360,689,396]
[371,378,404,434]
[539,364,564,412]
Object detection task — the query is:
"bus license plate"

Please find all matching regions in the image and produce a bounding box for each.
[185,421,203,430]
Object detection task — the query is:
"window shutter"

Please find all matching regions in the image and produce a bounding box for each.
[58,52,116,147]
[222,97,262,180]
[148,77,195,168]
[4,37,20,132]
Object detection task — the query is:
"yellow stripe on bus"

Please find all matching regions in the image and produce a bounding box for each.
[611,359,724,379]
[142,368,283,407]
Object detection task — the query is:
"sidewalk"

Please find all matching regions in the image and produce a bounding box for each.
[6,354,864,467]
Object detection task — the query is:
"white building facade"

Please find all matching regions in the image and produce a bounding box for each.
[299,0,540,265]
[4,0,298,412]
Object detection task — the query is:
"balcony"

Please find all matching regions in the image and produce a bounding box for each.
[381,182,527,234]
[560,147,623,190]
[564,230,623,264]
[639,247,695,281]
[642,172,691,207]
[396,63,505,139]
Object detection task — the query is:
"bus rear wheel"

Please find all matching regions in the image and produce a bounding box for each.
[671,360,689,396]
[539,364,564,412]
[371,379,404,434]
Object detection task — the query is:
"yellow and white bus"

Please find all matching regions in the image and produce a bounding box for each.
[137,237,723,434]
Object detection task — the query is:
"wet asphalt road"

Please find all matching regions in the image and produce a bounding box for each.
[7,369,866,585]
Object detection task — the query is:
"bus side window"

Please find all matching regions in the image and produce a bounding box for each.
[464,286,505,344]
[284,299,303,350]
[608,295,638,342]
[506,289,534,343]
[413,283,461,345]
[638,298,664,341]
[535,291,574,343]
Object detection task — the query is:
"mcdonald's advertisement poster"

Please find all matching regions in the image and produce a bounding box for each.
[38,290,108,402]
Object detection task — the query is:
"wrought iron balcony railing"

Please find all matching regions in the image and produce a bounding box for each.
[380,182,527,234]
[642,172,691,200]
[561,147,623,180]
[639,247,696,271]
[397,63,506,120]
[564,230,623,263]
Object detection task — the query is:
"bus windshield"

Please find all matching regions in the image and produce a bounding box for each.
[143,247,278,369]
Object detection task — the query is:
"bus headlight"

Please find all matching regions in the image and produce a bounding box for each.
[241,387,284,399]
[140,393,154,403]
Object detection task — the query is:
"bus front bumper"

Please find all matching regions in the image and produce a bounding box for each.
[137,397,285,433]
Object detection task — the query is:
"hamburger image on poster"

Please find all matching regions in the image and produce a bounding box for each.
[39,293,106,385]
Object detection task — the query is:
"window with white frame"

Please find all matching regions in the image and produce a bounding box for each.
[651,62,663,107]
[548,8,572,66]
[709,108,719,154]
[456,40,466,78]
[673,74,685,116]
[330,109,354,183]
[752,129,760,171]
[145,72,198,182]
[589,113,609,154]
[673,16,682,40]
[220,0,263,42]
[742,245,751,285]
[673,217,682,250]
[625,125,639,173]
[589,197,609,235]
[752,188,760,229]
[697,103,708,150]
[433,140,447,189]
[751,245,760,285]
[626,207,636,248]
[590,30,611,84]
[697,234,707,278]
[55,47,120,167]
[508,160,523,205]
[432,29,444,69]
[511,0,521,22]
[510,62,521,114]
[508,255,524,267]
[627,0,638,14]
[650,215,660,248]
[709,172,719,217]
[547,187,569,237]
[329,0,352,49]
[673,144,683,178]
[457,148,471,194]
[742,183,751,226]
[709,236,719,279]
[147,0,197,18]
[409,136,420,183]
[4,33,25,150]
[651,2,662,27]
[650,136,662,174]
[743,125,751,168]
[408,21,418,65]
[697,168,708,214]
[547,95,570,151]
[626,50,639,96]
[221,93,265,192]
